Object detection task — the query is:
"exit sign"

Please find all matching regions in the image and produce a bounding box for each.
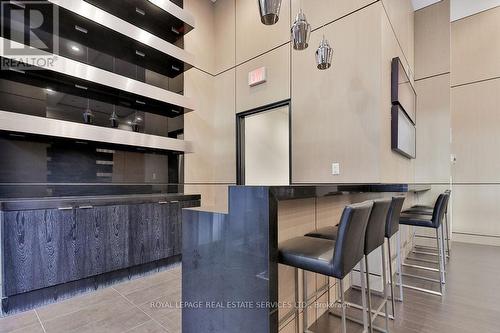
[248,67,267,87]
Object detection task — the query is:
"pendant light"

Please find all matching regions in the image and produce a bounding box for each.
[83,99,95,124]
[258,0,282,25]
[131,112,143,132]
[291,5,310,50]
[110,106,119,128]
[82,46,95,124]
[109,58,119,128]
[316,35,333,70]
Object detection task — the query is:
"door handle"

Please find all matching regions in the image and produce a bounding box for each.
[78,205,93,209]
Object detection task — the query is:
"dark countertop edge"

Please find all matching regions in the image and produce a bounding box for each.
[0,193,201,211]
[231,184,431,201]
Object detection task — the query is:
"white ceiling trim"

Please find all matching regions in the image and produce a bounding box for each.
[451,0,500,21]
[412,0,441,11]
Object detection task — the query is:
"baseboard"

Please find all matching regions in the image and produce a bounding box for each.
[452,232,500,247]
[1,255,181,316]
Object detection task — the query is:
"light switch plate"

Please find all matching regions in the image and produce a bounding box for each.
[332,163,340,175]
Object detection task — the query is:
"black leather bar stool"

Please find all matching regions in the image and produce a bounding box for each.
[384,197,406,318]
[306,199,393,333]
[403,190,451,258]
[399,193,449,297]
[278,201,373,333]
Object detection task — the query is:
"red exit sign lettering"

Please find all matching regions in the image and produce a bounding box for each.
[248,67,267,87]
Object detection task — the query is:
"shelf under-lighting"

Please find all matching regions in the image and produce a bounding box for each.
[0,110,193,153]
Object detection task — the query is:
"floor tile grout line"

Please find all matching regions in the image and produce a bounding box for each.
[123,320,155,333]
[34,310,47,333]
[112,287,172,333]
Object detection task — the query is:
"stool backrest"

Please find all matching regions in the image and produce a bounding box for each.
[331,201,373,279]
[365,199,392,255]
[385,196,406,238]
[431,193,449,228]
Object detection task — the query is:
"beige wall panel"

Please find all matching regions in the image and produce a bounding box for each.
[215,0,236,74]
[381,0,415,72]
[316,196,350,229]
[415,74,451,183]
[451,6,500,86]
[184,184,230,213]
[290,0,375,30]
[452,185,500,237]
[236,44,291,113]
[185,0,215,74]
[278,198,315,242]
[451,78,500,182]
[184,69,215,183]
[414,0,451,80]
[213,69,236,183]
[291,4,382,183]
[379,10,415,183]
[235,0,291,64]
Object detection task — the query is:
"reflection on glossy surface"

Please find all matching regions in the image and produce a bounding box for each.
[0,79,184,137]
[182,186,275,333]
[0,136,183,191]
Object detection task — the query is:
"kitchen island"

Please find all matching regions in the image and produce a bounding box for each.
[182,184,430,333]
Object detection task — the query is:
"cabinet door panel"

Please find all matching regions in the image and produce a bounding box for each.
[79,207,107,277]
[128,203,153,265]
[170,202,182,256]
[3,209,77,296]
[105,205,129,271]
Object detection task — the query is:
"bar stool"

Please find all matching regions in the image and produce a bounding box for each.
[278,201,373,333]
[384,196,406,318]
[403,190,451,258]
[399,193,449,297]
[307,199,393,333]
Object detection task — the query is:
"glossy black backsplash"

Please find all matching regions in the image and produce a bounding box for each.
[0,135,184,198]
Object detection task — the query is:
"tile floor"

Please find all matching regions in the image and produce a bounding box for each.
[0,265,182,333]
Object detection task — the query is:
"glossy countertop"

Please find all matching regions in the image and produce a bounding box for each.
[0,193,201,211]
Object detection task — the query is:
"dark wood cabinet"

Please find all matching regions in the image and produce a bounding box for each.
[2,201,185,297]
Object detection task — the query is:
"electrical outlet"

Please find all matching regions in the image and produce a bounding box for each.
[332,163,340,175]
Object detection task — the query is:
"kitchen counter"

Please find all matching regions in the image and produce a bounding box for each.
[0,193,201,211]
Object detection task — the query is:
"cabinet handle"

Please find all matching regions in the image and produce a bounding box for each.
[158,201,168,205]
[58,207,73,211]
[78,205,94,209]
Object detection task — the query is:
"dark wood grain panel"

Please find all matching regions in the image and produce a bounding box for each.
[79,207,107,277]
[3,209,76,296]
[170,201,181,256]
[128,203,152,266]
[105,205,129,272]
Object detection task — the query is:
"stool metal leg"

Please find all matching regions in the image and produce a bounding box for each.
[365,256,374,333]
[445,213,451,256]
[436,227,444,295]
[441,222,447,273]
[381,243,390,333]
[302,270,311,333]
[386,238,396,318]
[359,259,369,333]
[339,279,347,333]
[295,268,300,333]
[396,231,404,302]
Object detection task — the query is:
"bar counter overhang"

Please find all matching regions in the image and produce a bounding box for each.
[182,184,430,333]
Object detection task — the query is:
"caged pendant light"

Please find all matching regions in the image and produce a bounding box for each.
[258,0,282,25]
[316,35,333,70]
[291,9,311,50]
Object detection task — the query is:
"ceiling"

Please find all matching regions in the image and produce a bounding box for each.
[412,0,500,20]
